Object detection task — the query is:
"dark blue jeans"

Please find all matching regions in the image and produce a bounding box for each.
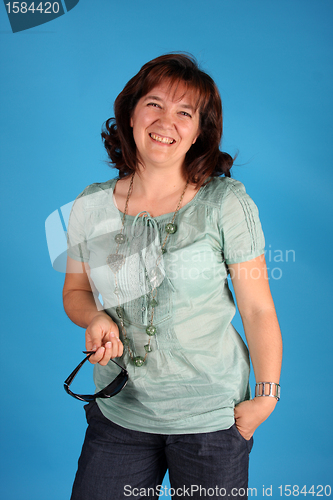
[70,401,253,500]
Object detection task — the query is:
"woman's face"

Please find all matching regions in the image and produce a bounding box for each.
[130,81,200,172]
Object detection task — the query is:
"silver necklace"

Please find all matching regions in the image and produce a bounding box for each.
[107,173,188,366]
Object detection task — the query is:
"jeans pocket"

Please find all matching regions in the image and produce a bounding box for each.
[84,400,98,422]
[232,424,254,453]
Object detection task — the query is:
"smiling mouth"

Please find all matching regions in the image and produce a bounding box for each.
[149,133,175,144]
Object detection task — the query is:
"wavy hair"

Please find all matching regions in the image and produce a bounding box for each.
[101,53,233,186]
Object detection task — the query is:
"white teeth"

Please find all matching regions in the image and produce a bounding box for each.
[150,133,174,144]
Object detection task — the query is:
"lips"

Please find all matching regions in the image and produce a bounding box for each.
[149,132,175,144]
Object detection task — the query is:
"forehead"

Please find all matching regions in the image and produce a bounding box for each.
[141,81,200,108]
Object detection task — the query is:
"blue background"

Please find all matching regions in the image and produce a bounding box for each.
[1,0,332,498]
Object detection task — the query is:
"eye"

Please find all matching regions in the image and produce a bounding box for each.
[147,102,161,108]
[179,111,192,118]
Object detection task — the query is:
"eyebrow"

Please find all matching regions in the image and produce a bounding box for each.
[143,95,195,111]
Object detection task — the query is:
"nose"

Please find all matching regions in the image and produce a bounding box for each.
[157,109,175,129]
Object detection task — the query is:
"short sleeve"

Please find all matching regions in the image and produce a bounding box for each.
[220,180,265,264]
[66,191,90,262]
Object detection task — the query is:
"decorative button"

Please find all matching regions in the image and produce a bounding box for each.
[141,306,146,312]
[115,233,125,244]
[165,223,177,234]
[134,356,145,367]
[146,325,156,336]
[150,299,158,307]
[144,344,152,353]
[161,248,167,254]
[123,338,130,346]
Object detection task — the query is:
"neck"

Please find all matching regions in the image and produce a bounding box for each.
[133,166,187,202]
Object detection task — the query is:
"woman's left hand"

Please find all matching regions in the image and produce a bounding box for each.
[234,397,277,440]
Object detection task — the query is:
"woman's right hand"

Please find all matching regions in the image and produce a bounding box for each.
[85,312,124,366]
[63,258,124,365]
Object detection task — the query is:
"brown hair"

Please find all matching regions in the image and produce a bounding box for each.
[101,53,233,186]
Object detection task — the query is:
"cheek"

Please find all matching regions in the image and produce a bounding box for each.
[131,111,150,133]
[184,126,200,146]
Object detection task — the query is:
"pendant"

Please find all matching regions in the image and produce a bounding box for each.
[134,356,145,367]
[148,267,164,287]
[165,223,177,234]
[115,233,126,244]
[106,253,125,273]
[146,325,156,336]
[116,306,124,318]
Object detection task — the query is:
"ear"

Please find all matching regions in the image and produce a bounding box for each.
[192,131,200,145]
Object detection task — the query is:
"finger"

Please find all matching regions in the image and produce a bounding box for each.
[109,332,124,358]
[116,338,124,358]
[88,345,106,364]
[85,331,103,352]
[98,341,113,366]
[99,338,123,364]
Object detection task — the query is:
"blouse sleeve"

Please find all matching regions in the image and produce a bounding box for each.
[220,180,265,264]
[66,190,90,263]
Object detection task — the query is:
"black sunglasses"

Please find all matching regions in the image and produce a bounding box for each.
[64,351,128,402]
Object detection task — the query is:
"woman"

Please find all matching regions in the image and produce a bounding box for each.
[64,54,282,499]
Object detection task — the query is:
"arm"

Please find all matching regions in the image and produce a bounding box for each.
[228,254,283,440]
[63,256,123,365]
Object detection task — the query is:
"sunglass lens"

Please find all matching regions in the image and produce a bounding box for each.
[103,374,128,397]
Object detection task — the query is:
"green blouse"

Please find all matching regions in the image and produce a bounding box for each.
[67,176,265,434]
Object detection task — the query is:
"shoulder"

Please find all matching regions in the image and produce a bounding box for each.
[76,178,117,199]
[197,176,248,207]
[197,176,262,229]
[207,178,265,263]
[73,178,117,208]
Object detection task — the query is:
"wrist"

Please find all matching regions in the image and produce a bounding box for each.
[252,394,277,419]
[86,310,110,326]
[255,381,280,401]
[253,394,277,407]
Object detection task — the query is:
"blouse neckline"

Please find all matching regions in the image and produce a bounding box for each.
[110,177,206,222]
